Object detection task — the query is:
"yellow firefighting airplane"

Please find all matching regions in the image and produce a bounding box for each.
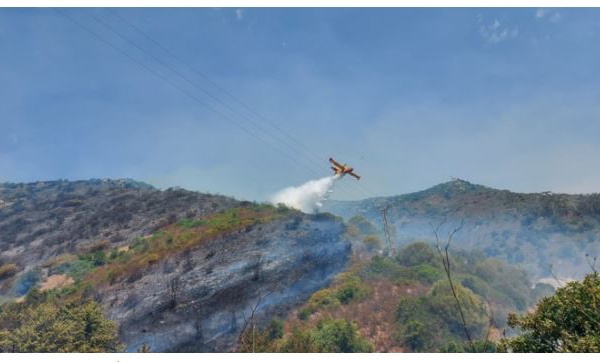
[329,158,361,180]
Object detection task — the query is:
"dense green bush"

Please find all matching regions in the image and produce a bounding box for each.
[500,272,600,352]
[275,318,373,352]
[362,235,382,252]
[395,281,489,351]
[348,215,379,235]
[395,242,438,267]
[0,289,122,352]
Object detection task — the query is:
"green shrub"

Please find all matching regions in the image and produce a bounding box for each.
[395,242,438,267]
[311,318,373,352]
[500,273,600,352]
[348,215,378,235]
[53,258,96,282]
[0,291,123,352]
[364,256,412,282]
[308,289,341,309]
[413,264,442,284]
[278,319,373,352]
[336,275,369,305]
[177,218,206,228]
[427,280,488,337]
[130,237,149,253]
[298,307,312,321]
[461,275,489,297]
[362,235,382,251]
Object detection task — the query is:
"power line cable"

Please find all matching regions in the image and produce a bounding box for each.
[107,9,331,168]
[54,9,334,188]
[56,9,366,201]
[94,9,367,200]
[105,9,376,200]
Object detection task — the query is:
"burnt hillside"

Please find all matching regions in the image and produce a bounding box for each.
[0,179,351,351]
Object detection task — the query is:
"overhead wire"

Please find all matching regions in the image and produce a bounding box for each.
[55,8,370,201]
[105,9,378,201]
[91,15,356,198]
[55,9,321,182]
[107,8,331,167]
[107,9,376,201]
[101,9,370,200]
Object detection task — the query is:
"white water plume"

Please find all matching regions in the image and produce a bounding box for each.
[270,175,340,213]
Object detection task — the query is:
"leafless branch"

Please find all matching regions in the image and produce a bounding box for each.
[431,218,474,351]
[585,253,598,274]
[482,299,494,353]
[237,284,280,352]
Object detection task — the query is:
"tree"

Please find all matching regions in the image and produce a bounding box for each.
[395,241,438,267]
[395,282,488,352]
[311,318,373,352]
[0,290,122,352]
[276,318,373,353]
[500,272,600,352]
[362,235,382,252]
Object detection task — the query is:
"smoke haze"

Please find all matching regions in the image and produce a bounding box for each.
[270,176,339,213]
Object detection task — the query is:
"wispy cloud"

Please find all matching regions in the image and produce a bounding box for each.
[536,8,548,19]
[549,12,562,23]
[479,17,519,44]
[235,9,244,21]
[536,8,562,23]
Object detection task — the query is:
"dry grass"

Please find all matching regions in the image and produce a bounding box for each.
[39,274,74,291]
[285,278,429,352]
[84,207,283,287]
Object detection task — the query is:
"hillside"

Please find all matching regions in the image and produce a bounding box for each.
[324,179,600,280]
[0,179,351,352]
[3,178,599,352]
[230,240,552,352]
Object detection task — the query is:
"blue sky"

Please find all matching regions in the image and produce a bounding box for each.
[1,7,599,201]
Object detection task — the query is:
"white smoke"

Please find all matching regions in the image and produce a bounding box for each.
[270,175,340,213]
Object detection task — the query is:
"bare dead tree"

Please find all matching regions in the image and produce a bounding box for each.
[168,276,180,308]
[251,255,263,282]
[380,206,396,257]
[183,249,195,272]
[430,218,475,352]
[482,299,495,353]
[585,253,598,275]
[237,287,278,352]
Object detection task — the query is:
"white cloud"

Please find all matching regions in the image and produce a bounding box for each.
[235,9,244,20]
[479,18,519,44]
[536,8,548,19]
[536,8,562,23]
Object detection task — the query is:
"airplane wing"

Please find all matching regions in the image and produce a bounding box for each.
[349,172,361,180]
[329,158,344,168]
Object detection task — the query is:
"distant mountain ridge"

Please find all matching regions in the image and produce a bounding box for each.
[324,179,600,280]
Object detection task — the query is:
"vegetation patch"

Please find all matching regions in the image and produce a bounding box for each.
[79,206,286,288]
[500,272,600,352]
[280,240,541,352]
[39,274,75,291]
[0,289,122,352]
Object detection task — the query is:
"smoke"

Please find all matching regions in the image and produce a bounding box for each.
[270,175,340,213]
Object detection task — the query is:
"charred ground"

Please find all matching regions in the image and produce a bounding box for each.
[0,179,350,351]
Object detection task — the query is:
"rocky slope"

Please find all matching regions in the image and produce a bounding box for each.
[0,179,351,352]
[324,179,600,280]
